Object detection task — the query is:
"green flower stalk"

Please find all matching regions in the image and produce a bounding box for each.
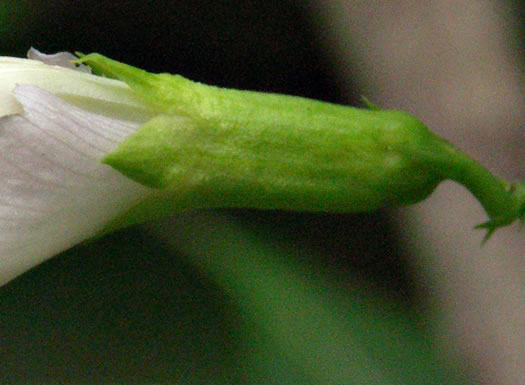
[0,49,523,285]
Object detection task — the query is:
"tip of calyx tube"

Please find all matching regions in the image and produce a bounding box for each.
[474,181,525,244]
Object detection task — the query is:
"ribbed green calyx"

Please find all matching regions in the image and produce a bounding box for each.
[76,53,524,238]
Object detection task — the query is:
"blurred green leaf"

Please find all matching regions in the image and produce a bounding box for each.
[159,212,467,384]
[1,213,468,384]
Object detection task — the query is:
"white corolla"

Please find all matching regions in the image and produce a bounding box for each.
[0,49,154,285]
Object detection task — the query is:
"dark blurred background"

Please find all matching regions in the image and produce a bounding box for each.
[0,1,523,384]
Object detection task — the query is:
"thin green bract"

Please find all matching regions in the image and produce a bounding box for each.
[76,53,525,240]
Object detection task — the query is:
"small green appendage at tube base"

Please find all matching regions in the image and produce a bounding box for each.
[76,53,525,240]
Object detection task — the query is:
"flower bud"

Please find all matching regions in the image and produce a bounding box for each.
[1,49,523,285]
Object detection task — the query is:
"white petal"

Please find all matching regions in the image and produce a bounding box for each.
[0,56,155,122]
[0,85,152,285]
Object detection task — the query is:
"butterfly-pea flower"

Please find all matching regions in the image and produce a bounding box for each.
[0,49,523,285]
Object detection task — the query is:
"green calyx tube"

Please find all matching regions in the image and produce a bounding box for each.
[76,53,524,239]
